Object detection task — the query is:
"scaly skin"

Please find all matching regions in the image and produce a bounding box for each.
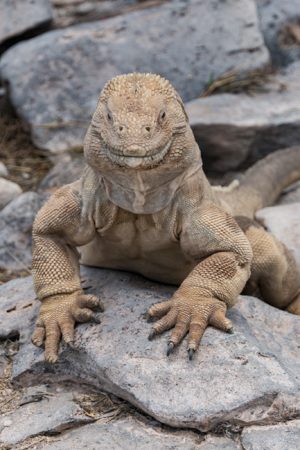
[31,73,300,363]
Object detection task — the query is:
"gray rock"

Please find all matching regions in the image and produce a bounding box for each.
[2,268,299,432]
[256,0,300,66]
[241,420,300,450]
[39,153,84,191]
[0,0,53,45]
[0,276,38,340]
[0,346,9,377]
[0,392,92,446]
[0,162,8,177]
[256,203,300,267]
[186,63,300,171]
[0,0,269,153]
[0,177,22,209]
[0,191,48,272]
[52,0,162,28]
[39,416,237,450]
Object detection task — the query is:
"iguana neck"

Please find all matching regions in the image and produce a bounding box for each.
[101,162,203,214]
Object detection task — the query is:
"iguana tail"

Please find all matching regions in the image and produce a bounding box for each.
[220,146,300,218]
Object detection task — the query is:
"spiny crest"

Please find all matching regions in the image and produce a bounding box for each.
[100,73,178,102]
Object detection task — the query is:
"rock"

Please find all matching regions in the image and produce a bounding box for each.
[0,0,269,153]
[38,416,237,450]
[52,0,163,28]
[256,0,300,66]
[256,203,300,267]
[0,0,53,46]
[0,276,38,340]
[0,191,48,272]
[2,268,299,432]
[0,347,9,377]
[0,392,92,446]
[0,162,8,177]
[39,153,84,192]
[241,420,300,450]
[186,63,300,171]
[277,180,300,205]
[0,177,22,209]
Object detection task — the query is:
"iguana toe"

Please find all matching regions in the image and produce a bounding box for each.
[188,349,195,361]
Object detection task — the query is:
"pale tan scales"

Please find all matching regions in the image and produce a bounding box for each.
[31,73,300,363]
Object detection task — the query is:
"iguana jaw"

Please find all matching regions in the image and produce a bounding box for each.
[105,140,172,169]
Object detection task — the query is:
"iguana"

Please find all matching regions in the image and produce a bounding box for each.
[31,73,300,363]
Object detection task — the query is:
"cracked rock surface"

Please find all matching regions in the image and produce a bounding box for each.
[0,391,92,446]
[1,266,299,433]
[241,420,300,450]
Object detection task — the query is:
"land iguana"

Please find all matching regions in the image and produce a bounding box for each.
[31,73,300,363]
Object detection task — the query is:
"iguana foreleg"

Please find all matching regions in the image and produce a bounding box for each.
[147,203,253,358]
[31,183,103,363]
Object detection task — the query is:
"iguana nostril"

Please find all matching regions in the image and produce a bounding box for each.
[145,126,151,132]
[119,126,124,132]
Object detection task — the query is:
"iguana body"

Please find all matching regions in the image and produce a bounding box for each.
[31,73,300,363]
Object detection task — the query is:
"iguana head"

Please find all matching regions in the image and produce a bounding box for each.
[85,73,189,169]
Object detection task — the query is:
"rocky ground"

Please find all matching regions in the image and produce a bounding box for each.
[0,0,300,449]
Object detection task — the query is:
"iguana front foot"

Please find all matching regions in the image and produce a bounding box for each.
[32,292,104,363]
[147,295,233,360]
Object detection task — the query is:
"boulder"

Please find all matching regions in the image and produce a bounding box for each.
[186,63,300,171]
[0,177,22,209]
[256,0,300,66]
[256,203,300,267]
[0,0,269,153]
[1,267,299,432]
[0,191,48,272]
[38,416,237,450]
[52,0,163,28]
[241,420,300,450]
[0,0,53,46]
[38,153,84,192]
[0,392,92,446]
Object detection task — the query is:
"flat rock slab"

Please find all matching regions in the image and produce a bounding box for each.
[241,420,300,450]
[38,416,237,450]
[2,267,299,432]
[186,63,300,171]
[0,0,269,153]
[0,0,53,45]
[256,203,300,267]
[0,392,92,446]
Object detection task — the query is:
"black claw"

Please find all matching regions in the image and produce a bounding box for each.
[227,327,234,334]
[143,312,154,323]
[166,342,175,356]
[188,349,195,361]
[67,341,76,349]
[91,314,101,324]
[148,329,156,341]
[97,303,105,313]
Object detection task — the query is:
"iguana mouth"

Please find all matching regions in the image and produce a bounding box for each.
[106,140,172,168]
